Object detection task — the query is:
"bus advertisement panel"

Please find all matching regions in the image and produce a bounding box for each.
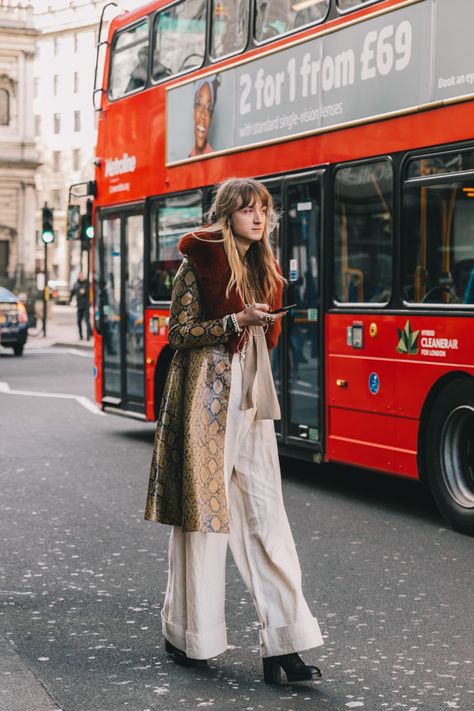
[167,0,474,165]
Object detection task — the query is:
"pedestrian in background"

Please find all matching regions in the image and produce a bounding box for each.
[70,272,91,341]
[145,178,323,684]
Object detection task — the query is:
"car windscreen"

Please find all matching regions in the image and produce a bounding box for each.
[0,287,16,302]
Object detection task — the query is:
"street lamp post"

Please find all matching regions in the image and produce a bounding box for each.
[41,203,55,337]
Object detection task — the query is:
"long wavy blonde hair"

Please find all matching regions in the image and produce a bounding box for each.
[193,178,285,304]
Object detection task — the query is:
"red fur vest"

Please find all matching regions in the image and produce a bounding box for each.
[178,230,283,353]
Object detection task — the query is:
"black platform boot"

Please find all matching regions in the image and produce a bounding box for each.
[263,652,322,683]
[164,639,208,668]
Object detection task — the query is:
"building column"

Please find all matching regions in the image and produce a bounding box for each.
[21,182,37,274]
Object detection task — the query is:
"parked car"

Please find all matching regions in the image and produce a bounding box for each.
[48,280,70,304]
[0,286,29,356]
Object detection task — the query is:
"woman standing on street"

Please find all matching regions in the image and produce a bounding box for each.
[145,177,324,684]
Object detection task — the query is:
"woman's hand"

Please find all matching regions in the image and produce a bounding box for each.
[235,303,279,328]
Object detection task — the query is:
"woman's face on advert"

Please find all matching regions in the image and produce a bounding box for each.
[230,199,267,245]
[193,83,212,152]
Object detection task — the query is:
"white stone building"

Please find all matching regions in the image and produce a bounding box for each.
[32,0,118,283]
[0,0,39,278]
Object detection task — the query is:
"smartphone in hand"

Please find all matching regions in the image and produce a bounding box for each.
[270,303,297,314]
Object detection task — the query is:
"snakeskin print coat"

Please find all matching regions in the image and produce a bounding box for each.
[144,256,234,533]
[144,232,283,534]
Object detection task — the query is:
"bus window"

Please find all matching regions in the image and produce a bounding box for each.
[406,150,474,179]
[109,20,149,100]
[211,0,249,59]
[402,179,474,306]
[337,0,383,12]
[152,0,206,82]
[210,0,249,59]
[333,160,393,305]
[255,0,329,43]
[149,191,203,302]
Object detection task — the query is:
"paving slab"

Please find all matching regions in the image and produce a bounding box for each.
[27,304,93,351]
[0,635,60,711]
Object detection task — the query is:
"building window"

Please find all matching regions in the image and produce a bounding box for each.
[54,113,60,133]
[34,77,39,100]
[53,75,59,96]
[73,149,80,171]
[74,72,79,93]
[54,37,60,54]
[0,89,9,125]
[74,33,79,53]
[0,241,9,274]
[52,189,62,210]
[53,150,61,172]
[74,110,81,132]
[34,115,41,135]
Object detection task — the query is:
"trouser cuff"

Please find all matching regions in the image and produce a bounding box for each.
[161,611,228,660]
[259,617,324,658]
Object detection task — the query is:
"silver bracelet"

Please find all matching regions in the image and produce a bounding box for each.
[230,312,242,334]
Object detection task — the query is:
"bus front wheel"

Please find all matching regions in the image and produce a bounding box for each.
[425,379,474,535]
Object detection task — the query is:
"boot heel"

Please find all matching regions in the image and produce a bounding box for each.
[263,657,282,684]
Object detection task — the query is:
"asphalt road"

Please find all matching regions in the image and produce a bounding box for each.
[0,346,472,711]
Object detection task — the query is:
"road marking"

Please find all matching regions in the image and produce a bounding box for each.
[0,590,34,596]
[0,381,105,416]
[21,347,93,358]
[67,348,93,358]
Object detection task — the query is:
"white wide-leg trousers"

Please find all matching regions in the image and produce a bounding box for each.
[161,354,324,660]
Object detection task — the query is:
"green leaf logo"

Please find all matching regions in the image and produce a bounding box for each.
[396,320,419,355]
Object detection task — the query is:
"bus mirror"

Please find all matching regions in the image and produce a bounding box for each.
[67,204,81,240]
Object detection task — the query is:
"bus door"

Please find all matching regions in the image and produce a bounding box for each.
[263,180,283,434]
[282,173,323,451]
[263,172,323,451]
[101,207,145,416]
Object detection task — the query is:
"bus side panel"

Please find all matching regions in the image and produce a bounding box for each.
[144,309,170,421]
[325,314,474,479]
[96,99,474,208]
[394,416,419,477]
[328,407,396,471]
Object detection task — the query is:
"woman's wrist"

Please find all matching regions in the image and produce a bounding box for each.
[228,312,243,334]
[235,311,245,329]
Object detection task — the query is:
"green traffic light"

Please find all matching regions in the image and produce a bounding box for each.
[42,230,54,244]
[85,225,94,239]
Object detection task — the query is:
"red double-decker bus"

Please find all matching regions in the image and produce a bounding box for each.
[89,0,474,534]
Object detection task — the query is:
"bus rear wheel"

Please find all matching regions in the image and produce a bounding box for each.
[425,379,474,535]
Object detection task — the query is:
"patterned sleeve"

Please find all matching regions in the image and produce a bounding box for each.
[167,257,234,351]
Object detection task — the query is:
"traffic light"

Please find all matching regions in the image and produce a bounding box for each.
[80,199,94,250]
[81,200,94,249]
[41,203,54,244]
